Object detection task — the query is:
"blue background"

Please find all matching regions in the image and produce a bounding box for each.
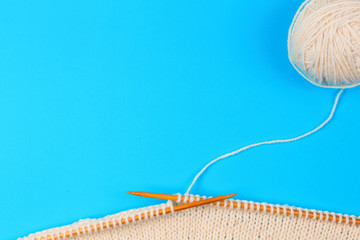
[1,0,359,239]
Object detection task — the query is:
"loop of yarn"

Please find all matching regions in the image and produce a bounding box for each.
[288,0,360,88]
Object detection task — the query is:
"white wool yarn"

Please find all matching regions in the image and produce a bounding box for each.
[288,0,360,88]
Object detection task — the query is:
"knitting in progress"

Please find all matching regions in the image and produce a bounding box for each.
[19,0,360,239]
[19,194,360,240]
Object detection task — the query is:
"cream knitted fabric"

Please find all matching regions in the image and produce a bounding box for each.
[20,195,360,240]
[68,206,359,240]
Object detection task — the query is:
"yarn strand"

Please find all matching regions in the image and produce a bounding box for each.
[186,89,344,194]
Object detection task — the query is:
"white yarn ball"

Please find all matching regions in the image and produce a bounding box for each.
[288,0,360,88]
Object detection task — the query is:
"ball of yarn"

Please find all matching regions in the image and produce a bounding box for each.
[288,0,360,88]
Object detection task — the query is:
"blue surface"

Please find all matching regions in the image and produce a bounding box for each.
[0,0,360,239]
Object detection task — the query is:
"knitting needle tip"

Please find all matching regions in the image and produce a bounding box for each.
[127,192,177,200]
[225,193,237,198]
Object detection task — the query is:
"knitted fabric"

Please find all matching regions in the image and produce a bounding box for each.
[19,196,360,240]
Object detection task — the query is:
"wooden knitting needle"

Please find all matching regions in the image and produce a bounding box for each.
[128,192,237,212]
[122,193,236,224]
[127,192,238,209]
